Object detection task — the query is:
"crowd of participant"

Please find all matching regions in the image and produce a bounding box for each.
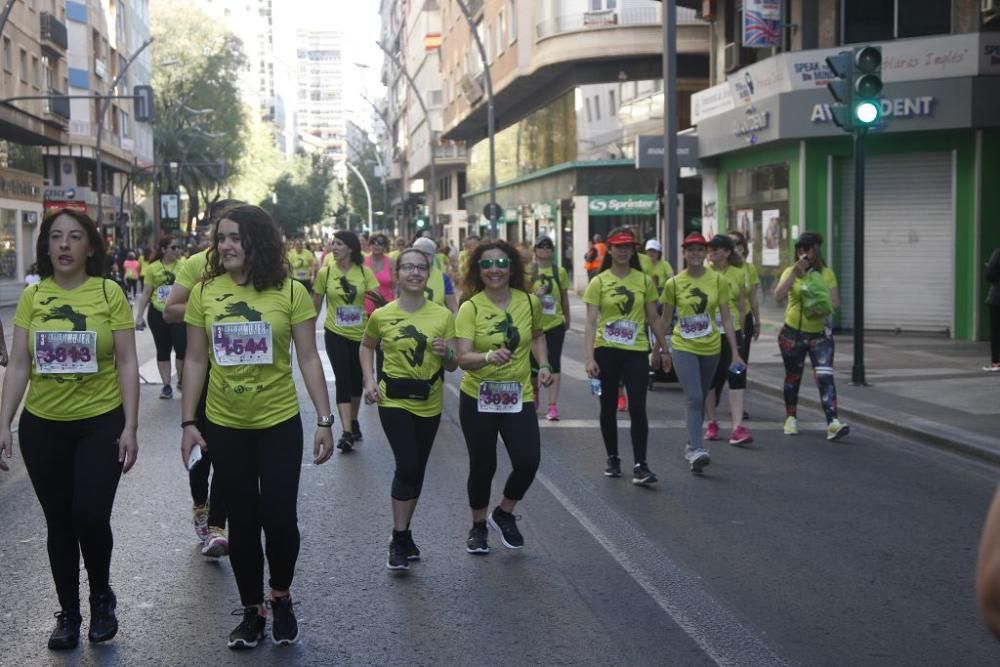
[0,203,850,651]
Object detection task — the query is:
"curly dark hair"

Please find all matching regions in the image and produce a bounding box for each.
[599,226,641,273]
[205,204,289,290]
[36,207,106,279]
[461,239,527,296]
[333,230,364,265]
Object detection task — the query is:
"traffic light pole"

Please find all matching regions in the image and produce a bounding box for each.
[850,128,867,386]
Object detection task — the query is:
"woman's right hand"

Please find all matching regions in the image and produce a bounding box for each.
[180,426,206,471]
[363,376,382,405]
[793,256,810,277]
[134,316,146,331]
[586,360,600,379]
[0,427,12,471]
[489,347,513,366]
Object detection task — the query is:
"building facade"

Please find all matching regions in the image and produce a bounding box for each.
[295,27,345,174]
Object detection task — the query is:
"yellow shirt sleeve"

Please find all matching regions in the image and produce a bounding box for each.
[290,280,316,324]
[455,299,476,339]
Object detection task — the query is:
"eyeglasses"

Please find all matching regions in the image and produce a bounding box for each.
[372,240,387,246]
[478,257,510,269]
[168,245,181,250]
[399,262,429,273]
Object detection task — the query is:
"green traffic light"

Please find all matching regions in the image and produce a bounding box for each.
[855,100,880,125]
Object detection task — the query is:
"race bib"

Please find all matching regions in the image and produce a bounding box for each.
[604,320,638,346]
[541,294,557,315]
[335,306,363,328]
[477,381,523,414]
[679,313,712,339]
[294,268,309,280]
[156,284,172,303]
[212,322,274,366]
[34,331,98,374]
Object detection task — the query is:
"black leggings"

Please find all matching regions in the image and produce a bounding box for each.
[19,407,125,612]
[530,324,566,374]
[742,313,755,361]
[125,277,138,298]
[324,330,362,404]
[990,303,1000,365]
[147,304,186,363]
[709,330,746,406]
[595,346,649,463]
[458,392,540,510]
[206,414,303,607]
[378,407,441,501]
[190,367,225,528]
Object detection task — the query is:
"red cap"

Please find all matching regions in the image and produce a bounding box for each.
[682,232,708,247]
[607,231,637,246]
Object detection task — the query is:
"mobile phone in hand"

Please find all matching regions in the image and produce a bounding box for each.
[187,446,202,471]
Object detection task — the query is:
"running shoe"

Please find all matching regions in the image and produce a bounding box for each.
[400,530,421,561]
[826,418,850,441]
[783,416,799,436]
[48,610,82,650]
[604,455,622,478]
[270,596,299,646]
[984,363,1000,372]
[546,404,560,421]
[87,590,118,644]
[729,425,753,445]
[192,505,210,542]
[743,410,751,421]
[202,527,229,558]
[705,420,720,441]
[617,393,627,412]
[159,384,172,400]
[466,521,489,554]
[488,506,524,549]
[685,449,711,475]
[387,538,410,571]
[336,432,355,453]
[632,462,658,486]
[228,607,266,649]
[351,419,363,442]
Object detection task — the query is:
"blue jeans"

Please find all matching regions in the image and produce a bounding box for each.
[671,349,719,453]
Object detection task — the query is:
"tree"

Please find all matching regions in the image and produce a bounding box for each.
[344,133,388,231]
[259,153,337,234]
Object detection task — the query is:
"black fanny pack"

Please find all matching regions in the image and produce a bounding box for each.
[383,375,436,400]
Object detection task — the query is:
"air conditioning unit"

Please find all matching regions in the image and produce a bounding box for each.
[724,42,740,73]
[459,74,483,104]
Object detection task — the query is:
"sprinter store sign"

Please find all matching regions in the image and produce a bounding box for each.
[810,96,935,123]
[588,195,658,217]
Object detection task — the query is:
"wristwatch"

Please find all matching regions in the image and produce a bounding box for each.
[317,414,334,428]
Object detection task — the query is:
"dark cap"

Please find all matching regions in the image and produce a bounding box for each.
[707,234,735,250]
[534,234,554,248]
[795,231,824,249]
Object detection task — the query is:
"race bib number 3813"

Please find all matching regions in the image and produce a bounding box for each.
[34,331,98,374]
[212,322,274,366]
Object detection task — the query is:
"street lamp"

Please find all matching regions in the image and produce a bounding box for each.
[346,161,373,234]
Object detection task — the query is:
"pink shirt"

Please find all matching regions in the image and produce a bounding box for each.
[364,254,395,315]
[123,259,141,280]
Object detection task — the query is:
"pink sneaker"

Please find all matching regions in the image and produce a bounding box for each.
[705,420,719,441]
[546,404,560,421]
[729,424,753,445]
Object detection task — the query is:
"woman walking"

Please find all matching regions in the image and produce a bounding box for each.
[313,230,380,452]
[583,227,667,484]
[360,248,458,571]
[657,233,743,474]
[985,245,1000,372]
[135,235,186,399]
[122,252,140,300]
[0,207,139,650]
[364,233,395,315]
[456,240,551,553]
[773,232,849,440]
[181,204,333,649]
[728,230,761,418]
[529,235,570,421]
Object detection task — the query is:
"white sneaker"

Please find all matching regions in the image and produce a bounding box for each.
[783,416,799,436]
[826,418,850,441]
[685,449,711,475]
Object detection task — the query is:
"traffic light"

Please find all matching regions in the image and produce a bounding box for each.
[826,46,883,133]
[133,85,154,122]
[825,51,855,131]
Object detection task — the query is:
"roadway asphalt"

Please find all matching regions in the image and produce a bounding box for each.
[0,309,998,666]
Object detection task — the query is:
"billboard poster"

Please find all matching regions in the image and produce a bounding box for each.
[742,0,782,48]
[761,209,781,266]
[736,208,754,264]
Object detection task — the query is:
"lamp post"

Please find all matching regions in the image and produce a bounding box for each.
[360,92,399,234]
[346,161,373,234]
[660,0,679,269]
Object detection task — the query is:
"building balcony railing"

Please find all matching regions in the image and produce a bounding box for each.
[434,142,466,161]
[466,0,484,19]
[40,12,68,53]
[535,6,699,41]
[43,90,70,121]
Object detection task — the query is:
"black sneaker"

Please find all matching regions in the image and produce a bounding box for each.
[632,462,658,486]
[466,520,489,554]
[351,419,363,442]
[387,538,410,571]
[159,384,172,400]
[228,607,266,649]
[48,610,81,650]
[488,506,524,549]
[399,529,420,561]
[87,590,118,643]
[269,596,299,646]
[336,432,354,453]
[604,455,622,478]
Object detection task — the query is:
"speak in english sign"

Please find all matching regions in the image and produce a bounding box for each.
[587,195,657,217]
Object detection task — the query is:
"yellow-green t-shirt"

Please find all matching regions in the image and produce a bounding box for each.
[174,249,209,291]
[661,270,731,356]
[424,267,447,307]
[185,275,316,429]
[364,300,456,417]
[287,249,317,281]
[143,259,181,312]
[15,277,134,421]
[455,289,542,404]
[710,264,745,332]
[649,258,675,293]
[528,263,570,331]
[583,268,658,351]
[315,263,379,340]
[781,266,838,334]
[745,262,761,290]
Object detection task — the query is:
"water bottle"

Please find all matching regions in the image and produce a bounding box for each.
[590,377,602,396]
[728,361,746,384]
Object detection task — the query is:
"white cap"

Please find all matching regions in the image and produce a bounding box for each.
[645,239,663,252]
[412,237,437,257]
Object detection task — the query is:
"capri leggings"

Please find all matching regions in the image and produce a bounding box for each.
[672,349,720,454]
[324,329,362,404]
[378,407,442,501]
[19,407,125,612]
[191,367,225,528]
[147,305,186,362]
[206,414,303,607]
[741,313,755,361]
[709,330,746,405]
[778,325,839,423]
[458,392,540,510]
[594,346,650,463]
[530,324,566,374]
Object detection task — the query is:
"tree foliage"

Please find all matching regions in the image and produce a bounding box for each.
[259,153,337,234]
[344,133,389,231]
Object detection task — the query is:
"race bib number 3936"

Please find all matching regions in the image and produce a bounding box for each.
[34,331,98,374]
[604,320,638,346]
[212,322,274,366]
[156,285,172,303]
[478,381,523,414]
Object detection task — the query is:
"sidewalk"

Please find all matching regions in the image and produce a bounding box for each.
[565,295,1000,465]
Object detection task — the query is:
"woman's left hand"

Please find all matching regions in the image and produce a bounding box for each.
[431,337,448,359]
[538,367,553,387]
[118,429,138,474]
[313,427,333,465]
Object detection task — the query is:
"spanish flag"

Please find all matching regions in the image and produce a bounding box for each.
[424,33,442,51]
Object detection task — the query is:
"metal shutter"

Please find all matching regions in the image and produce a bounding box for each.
[838,152,954,334]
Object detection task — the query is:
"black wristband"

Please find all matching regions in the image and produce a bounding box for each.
[181,420,198,428]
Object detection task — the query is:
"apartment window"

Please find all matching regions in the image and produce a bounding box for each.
[585,97,593,123]
[32,56,40,89]
[843,0,951,43]
[119,108,130,139]
[590,0,617,9]
[508,0,517,44]
[496,11,504,55]
[594,95,601,121]
[2,38,10,72]
[19,49,27,82]
[438,175,451,202]
[609,89,616,116]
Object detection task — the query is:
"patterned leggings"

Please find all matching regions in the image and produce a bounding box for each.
[778,325,839,423]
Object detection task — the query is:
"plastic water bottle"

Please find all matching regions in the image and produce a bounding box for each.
[728,362,746,384]
[590,378,602,396]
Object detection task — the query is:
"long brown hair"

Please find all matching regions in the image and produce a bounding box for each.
[205,204,289,291]
[461,239,527,297]
[598,226,641,273]
[35,207,106,279]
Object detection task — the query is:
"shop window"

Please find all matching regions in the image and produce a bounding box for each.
[0,209,16,280]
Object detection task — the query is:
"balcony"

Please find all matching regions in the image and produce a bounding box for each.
[94,58,107,80]
[44,90,70,121]
[40,12,68,54]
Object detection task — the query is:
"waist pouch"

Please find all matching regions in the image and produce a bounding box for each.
[384,375,435,401]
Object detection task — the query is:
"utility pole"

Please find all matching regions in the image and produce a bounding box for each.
[346,161,373,234]
[661,0,679,268]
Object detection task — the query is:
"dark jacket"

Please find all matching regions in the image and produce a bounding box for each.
[987,247,1000,306]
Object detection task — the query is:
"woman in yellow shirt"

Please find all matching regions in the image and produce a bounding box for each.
[134,235,186,399]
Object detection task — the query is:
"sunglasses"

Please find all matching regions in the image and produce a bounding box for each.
[478,257,510,269]
[372,240,387,246]
[168,245,181,250]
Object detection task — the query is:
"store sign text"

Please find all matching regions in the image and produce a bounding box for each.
[733,109,771,140]
[810,96,935,123]
[588,195,657,217]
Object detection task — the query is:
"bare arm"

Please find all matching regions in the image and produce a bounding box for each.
[584,303,600,378]
[180,324,209,469]
[774,259,808,302]
[646,301,668,353]
[831,285,842,311]
[360,333,381,404]
[134,284,153,328]
[311,292,324,315]
[163,284,191,324]
[0,326,31,470]
[719,302,744,368]
[445,293,459,315]
[561,288,572,330]
[978,486,1000,637]
[292,318,334,465]
[112,329,139,473]
[456,337,500,370]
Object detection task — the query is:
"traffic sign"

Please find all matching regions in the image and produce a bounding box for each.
[483,202,503,220]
